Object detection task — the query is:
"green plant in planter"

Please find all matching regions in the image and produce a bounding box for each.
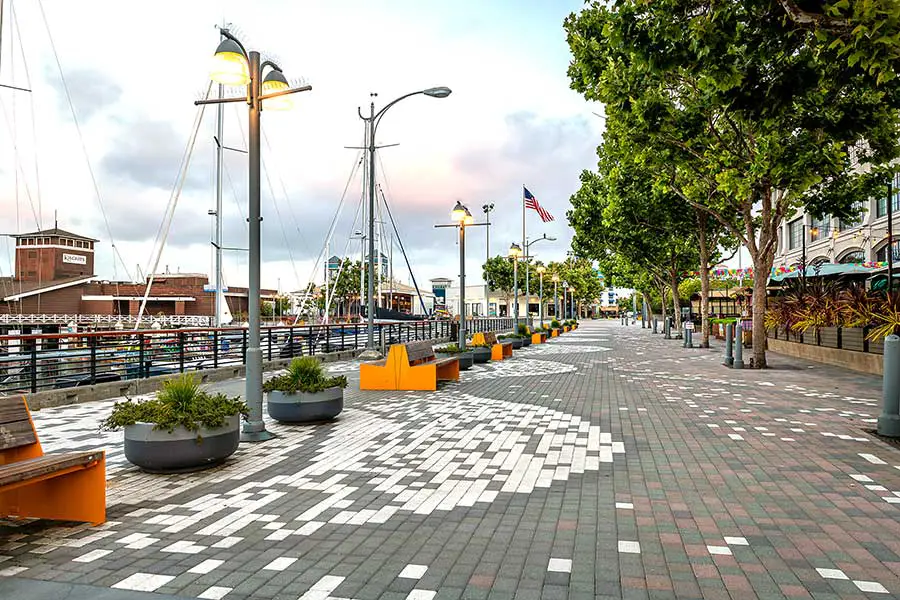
[435,344,470,354]
[263,357,348,394]
[101,373,247,434]
[541,323,550,331]
[517,324,530,336]
[550,319,560,329]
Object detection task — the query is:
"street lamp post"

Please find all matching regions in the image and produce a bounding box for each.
[563,282,569,319]
[552,273,560,320]
[358,87,452,359]
[524,234,556,328]
[536,265,546,327]
[509,243,523,327]
[199,29,311,443]
[436,202,486,350]
[483,203,494,317]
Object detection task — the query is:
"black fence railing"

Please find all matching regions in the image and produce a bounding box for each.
[0,318,518,395]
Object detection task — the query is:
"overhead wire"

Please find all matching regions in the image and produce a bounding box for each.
[37,0,132,281]
[134,82,213,329]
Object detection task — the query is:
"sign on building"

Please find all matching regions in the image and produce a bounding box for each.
[62,253,87,265]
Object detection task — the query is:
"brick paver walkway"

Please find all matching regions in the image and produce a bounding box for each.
[2,321,898,600]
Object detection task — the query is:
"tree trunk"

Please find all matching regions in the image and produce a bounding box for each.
[659,283,668,328]
[751,252,774,368]
[670,271,681,334]
[697,213,711,348]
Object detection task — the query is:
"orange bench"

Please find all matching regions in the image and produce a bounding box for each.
[0,396,106,525]
[360,340,460,391]
[472,332,513,361]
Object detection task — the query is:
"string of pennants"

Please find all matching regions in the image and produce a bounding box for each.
[681,261,891,280]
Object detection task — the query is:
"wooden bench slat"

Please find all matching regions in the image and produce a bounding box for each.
[0,397,29,425]
[432,356,458,367]
[0,451,102,488]
[0,419,37,450]
[405,340,436,363]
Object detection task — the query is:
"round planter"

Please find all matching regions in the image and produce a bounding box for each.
[521,337,531,347]
[438,351,474,370]
[267,388,343,423]
[124,414,240,473]
[471,346,491,363]
[509,338,524,350]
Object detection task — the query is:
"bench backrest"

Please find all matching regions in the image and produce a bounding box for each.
[0,396,38,451]
[403,340,436,364]
[482,332,499,345]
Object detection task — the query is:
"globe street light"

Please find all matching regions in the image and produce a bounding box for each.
[509,243,523,327]
[536,265,546,327]
[198,29,312,442]
[359,87,452,359]
[436,201,486,349]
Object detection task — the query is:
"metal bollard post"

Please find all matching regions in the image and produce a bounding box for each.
[652,318,658,334]
[663,317,670,339]
[878,335,900,437]
[682,328,688,348]
[686,327,693,348]
[724,323,734,366]
[733,323,744,369]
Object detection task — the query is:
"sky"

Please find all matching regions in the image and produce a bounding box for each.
[0,1,609,294]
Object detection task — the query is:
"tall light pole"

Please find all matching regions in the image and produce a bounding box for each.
[483,203,494,316]
[536,265,546,326]
[524,234,556,326]
[552,273,560,320]
[509,243,523,327]
[436,202,486,349]
[563,281,570,319]
[358,87,452,359]
[199,29,311,442]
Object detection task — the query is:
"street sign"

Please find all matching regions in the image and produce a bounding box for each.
[684,321,695,330]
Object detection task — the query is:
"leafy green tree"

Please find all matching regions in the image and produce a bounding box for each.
[566,0,900,366]
[483,256,515,316]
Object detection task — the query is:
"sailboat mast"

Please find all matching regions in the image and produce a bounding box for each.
[213,29,225,328]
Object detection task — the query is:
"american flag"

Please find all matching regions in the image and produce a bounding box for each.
[524,187,554,223]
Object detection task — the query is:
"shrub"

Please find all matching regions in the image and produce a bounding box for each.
[435,344,468,354]
[101,373,247,434]
[550,319,561,329]
[517,324,529,336]
[263,357,347,394]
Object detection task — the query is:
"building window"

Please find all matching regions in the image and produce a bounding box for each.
[877,188,900,218]
[876,240,900,263]
[27,251,36,259]
[839,250,865,264]
[809,215,830,241]
[788,219,803,250]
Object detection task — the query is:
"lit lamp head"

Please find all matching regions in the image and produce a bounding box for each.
[262,69,293,111]
[536,265,546,275]
[552,273,560,283]
[210,37,250,86]
[508,243,523,259]
[450,201,474,225]
[810,226,819,238]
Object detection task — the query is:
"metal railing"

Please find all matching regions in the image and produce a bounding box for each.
[0,318,517,395]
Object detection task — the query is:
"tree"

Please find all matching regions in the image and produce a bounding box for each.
[566,0,900,367]
[483,256,516,315]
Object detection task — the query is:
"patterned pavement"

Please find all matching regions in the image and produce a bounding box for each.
[2,321,899,599]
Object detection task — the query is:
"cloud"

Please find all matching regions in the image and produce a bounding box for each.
[44,67,123,121]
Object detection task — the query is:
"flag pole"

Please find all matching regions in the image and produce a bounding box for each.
[522,185,526,327]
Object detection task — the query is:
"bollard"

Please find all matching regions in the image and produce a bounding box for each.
[724,323,734,366]
[664,317,671,339]
[652,318,658,334]
[878,335,900,437]
[686,328,693,348]
[682,329,688,347]
[733,323,744,369]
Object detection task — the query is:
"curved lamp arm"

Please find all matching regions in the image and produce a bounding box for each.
[260,60,282,75]
[372,90,426,133]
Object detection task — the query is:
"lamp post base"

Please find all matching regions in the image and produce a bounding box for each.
[240,421,276,443]
[359,349,383,360]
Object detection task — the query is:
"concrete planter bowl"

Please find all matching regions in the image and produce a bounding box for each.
[267,388,343,423]
[471,346,491,363]
[508,338,524,350]
[437,351,474,370]
[521,336,532,347]
[124,414,240,473]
